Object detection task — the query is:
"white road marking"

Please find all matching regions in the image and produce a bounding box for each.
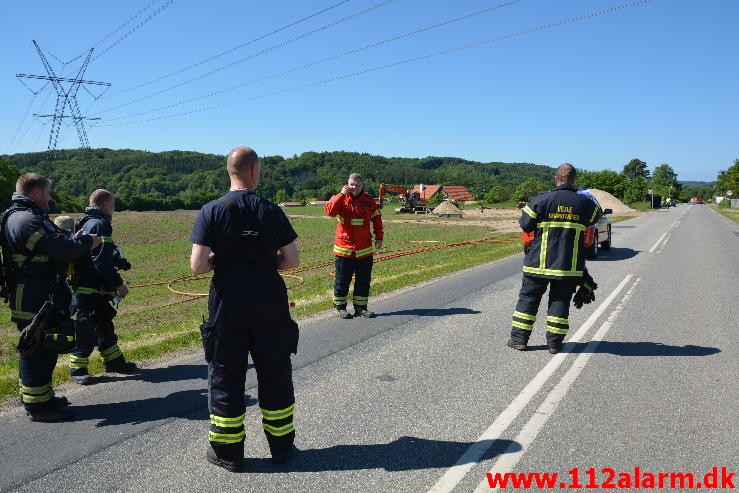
[427,274,635,493]
[474,277,641,492]
[649,233,667,253]
[656,232,671,254]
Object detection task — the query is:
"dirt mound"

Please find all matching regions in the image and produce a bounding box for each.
[587,189,637,214]
[432,201,463,216]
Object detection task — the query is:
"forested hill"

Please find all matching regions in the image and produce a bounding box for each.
[4,148,554,211]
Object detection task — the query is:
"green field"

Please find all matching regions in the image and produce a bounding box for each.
[0,209,521,403]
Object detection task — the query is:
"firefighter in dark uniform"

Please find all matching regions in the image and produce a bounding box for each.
[507,163,600,354]
[69,189,136,384]
[0,173,100,421]
[324,173,383,319]
[190,146,300,472]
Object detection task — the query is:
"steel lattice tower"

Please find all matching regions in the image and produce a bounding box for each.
[17,40,110,188]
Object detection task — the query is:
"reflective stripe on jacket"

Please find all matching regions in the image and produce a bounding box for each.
[520,184,600,279]
[324,191,383,259]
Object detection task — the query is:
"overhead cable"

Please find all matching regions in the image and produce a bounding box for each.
[91,0,161,51]
[92,0,176,61]
[107,0,351,98]
[103,0,522,122]
[93,0,396,116]
[97,0,652,127]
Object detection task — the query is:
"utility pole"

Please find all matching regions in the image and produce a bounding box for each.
[17,40,110,188]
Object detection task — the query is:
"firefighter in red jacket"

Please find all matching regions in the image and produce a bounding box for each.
[324,173,383,319]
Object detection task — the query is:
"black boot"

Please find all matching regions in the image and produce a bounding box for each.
[104,356,138,374]
[70,367,92,385]
[546,334,564,354]
[26,404,73,422]
[206,443,243,473]
[506,338,527,351]
[271,445,298,465]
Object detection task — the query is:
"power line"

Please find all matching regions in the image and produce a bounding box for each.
[97,0,652,128]
[106,0,351,98]
[102,0,522,122]
[92,0,396,116]
[91,0,161,52]
[92,0,176,61]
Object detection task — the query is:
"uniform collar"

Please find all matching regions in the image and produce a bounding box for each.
[553,183,577,192]
[10,193,44,214]
[84,205,112,222]
[347,190,368,201]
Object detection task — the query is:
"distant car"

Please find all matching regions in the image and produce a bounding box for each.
[583,204,612,259]
[696,199,705,204]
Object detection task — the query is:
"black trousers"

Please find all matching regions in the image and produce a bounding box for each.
[70,294,123,370]
[510,275,579,345]
[12,281,62,411]
[202,270,298,461]
[333,255,373,310]
[17,320,60,411]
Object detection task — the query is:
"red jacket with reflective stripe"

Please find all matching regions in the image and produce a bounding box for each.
[324,191,383,259]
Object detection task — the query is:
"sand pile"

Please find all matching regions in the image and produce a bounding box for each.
[432,201,463,216]
[588,189,637,214]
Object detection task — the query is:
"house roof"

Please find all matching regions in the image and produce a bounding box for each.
[441,185,475,202]
[408,184,474,201]
[409,184,443,200]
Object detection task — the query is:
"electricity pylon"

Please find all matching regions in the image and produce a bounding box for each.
[17,40,110,188]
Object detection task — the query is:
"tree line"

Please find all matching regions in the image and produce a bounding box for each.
[1,150,732,212]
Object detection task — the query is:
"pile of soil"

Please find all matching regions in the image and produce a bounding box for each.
[432,201,464,216]
[587,189,637,214]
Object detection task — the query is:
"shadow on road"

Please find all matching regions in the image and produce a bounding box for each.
[72,364,258,427]
[589,247,639,261]
[90,363,209,385]
[522,342,719,357]
[242,436,521,473]
[64,388,209,427]
[90,362,254,385]
[75,389,258,427]
[376,307,481,317]
[582,341,720,357]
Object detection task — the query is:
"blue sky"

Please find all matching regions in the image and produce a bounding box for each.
[1,0,736,182]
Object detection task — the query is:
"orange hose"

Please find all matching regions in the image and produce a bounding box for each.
[128,237,515,307]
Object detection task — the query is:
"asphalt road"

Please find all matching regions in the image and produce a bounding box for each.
[0,204,736,492]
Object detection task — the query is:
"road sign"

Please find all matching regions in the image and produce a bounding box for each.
[727,190,734,197]
[647,188,653,195]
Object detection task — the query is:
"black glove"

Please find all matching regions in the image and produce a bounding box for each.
[573,268,598,309]
[112,246,131,271]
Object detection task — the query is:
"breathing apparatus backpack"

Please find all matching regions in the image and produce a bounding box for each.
[0,206,28,304]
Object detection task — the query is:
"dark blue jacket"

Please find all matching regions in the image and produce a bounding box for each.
[520,184,600,279]
[72,206,124,296]
[1,193,93,322]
